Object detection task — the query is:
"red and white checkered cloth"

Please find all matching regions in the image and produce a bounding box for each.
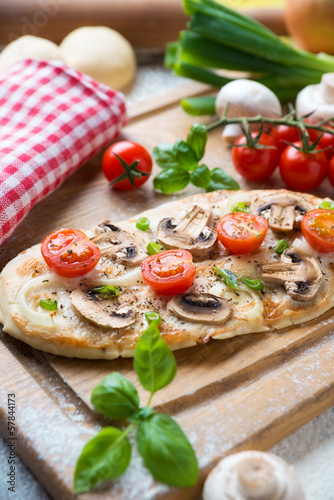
[0,58,127,246]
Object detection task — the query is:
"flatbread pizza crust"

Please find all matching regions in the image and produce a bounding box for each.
[1,189,333,359]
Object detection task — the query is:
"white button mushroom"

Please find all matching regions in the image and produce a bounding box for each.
[203,450,305,500]
[0,36,64,74]
[60,26,136,91]
[215,80,282,144]
[296,73,334,121]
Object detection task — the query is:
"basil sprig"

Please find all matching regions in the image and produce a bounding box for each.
[74,323,198,494]
[214,266,238,290]
[153,123,239,194]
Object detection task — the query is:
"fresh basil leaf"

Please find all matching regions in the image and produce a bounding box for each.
[214,266,238,290]
[74,427,131,493]
[91,372,139,420]
[134,323,176,394]
[136,413,198,488]
[153,144,179,169]
[174,139,198,171]
[153,168,190,193]
[186,123,208,161]
[190,164,211,188]
[129,406,155,423]
[206,168,240,192]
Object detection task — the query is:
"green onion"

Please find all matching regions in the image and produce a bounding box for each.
[319,200,334,210]
[231,202,250,213]
[214,266,238,290]
[275,239,289,255]
[90,285,119,296]
[181,96,216,116]
[39,298,58,311]
[242,278,264,291]
[145,312,162,325]
[136,217,150,231]
[147,242,164,255]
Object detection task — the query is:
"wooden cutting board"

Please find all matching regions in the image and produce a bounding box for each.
[1,82,334,500]
[0,0,287,48]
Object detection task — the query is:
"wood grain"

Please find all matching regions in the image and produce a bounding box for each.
[1,82,334,500]
[0,1,287,48]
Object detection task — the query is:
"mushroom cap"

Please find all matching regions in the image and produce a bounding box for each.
[70,288,136,329]
[203,451,305,500]
[167,293,232,325]
[251,192,314,233]
[296,73,334,121]
[92,222,147,266]
[216,80,282,119]
[156,205,217,259]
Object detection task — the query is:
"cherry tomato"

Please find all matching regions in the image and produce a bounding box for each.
[328,156,334,188]
[303,118,322,142]
[272,124,301,154]
[232,132,279,181]
[141,249,196,296]
[41,229,100,277]
[318,129,334,160]
[279,142,328,191]
[102,141,152,190]
[302,209,334,253]
[216,213,268,255]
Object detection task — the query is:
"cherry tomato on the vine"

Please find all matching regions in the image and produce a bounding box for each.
[279,142,328,192]
[318,128,334,160]
[102,141,152,190]
[232,132,279,182]
[272,124,301,154]
[302,209,334,253]
[216,213,268,255]
[41,229,101,278]
[141,249,196,296]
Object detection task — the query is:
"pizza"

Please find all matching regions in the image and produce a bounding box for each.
[0,188,333,359]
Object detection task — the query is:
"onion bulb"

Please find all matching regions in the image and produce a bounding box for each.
[285,0,334,54]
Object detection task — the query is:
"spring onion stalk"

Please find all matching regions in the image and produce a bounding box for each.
[180,96,216,116]
[167,0,334,103]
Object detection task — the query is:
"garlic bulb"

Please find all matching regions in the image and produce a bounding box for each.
[203,451,305,500]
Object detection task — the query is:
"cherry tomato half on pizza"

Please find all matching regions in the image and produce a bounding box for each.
[141,249,196,296]
[302,209,334,253]
[216,213,268,254]
[102,141,152,190]
[41,229,101,277]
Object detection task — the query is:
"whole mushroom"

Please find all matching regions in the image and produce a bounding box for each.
[203,450,305,500]
[215,80,282,144]
[296,73,334,121]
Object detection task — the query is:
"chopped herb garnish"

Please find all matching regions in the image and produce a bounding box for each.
[275,239,289,254]
[242,277,264,290]
[145,311,162,325]
[39,298,58,311]
[147,242,164,255]
[319,199,334,211]
[91,285,119,296]
[214,266,238,290]
[136,217,150,231]
[231,202,251,213]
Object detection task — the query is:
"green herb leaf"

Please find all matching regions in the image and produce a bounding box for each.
[90,285,119,297]
[153,144,179,169]
[136,217,150,231]
[134,323,176,395]
[275,239,289,254]
[129,406,155,423]
[39,298,57,311]
[147,242,164,255]
[153,168,190,193]
[174,139,198,171]
[206,168,240,192]
[91,372,140,420]
[231,202,251,213]
[319,199,334,210]
[242,277,264,290]
[214,266,238,290]
[145,311,162,325]
[74,427,131,493]
[190,164,211,188]
[136,413,198,488]
[186,122,208,161]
